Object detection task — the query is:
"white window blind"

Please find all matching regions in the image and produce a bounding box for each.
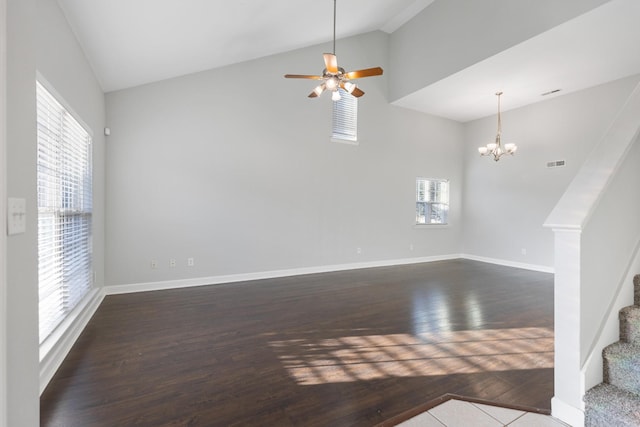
[332,88,357,142]
[37,81,93,344]
[416,178,449,225]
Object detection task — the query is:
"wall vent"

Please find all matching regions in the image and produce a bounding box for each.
[547,160,566,168]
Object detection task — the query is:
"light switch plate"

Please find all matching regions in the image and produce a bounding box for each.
[7,197,26,235]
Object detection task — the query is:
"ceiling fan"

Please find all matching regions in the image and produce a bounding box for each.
[284,0,383,101]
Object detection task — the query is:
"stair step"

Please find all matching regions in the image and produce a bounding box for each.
[604,342,640,395]
[585,383,640,427]
[620,306,640,343]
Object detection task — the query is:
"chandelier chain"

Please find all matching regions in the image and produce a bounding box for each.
[496,91,502,137]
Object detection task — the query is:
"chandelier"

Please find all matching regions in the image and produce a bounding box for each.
[478,92,517,161]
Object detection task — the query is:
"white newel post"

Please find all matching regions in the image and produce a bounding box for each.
[551,227,585,427]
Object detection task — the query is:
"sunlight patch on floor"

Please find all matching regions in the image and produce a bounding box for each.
[268,327,553,385]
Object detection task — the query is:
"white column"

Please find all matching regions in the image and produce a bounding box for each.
[551,227,585,427]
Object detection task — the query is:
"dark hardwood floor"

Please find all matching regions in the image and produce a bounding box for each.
[40,259,554,426]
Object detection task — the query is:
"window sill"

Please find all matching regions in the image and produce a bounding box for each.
[331,137,358,146]
[413,224,450,229]
[39,287,104,394]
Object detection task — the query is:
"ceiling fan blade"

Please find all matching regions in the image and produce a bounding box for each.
[351,87,365,98]
[284,74,324,80]
[308,83,326,98]
[339,81,365,98]
[323,53,339,74]
[344,67,383,80]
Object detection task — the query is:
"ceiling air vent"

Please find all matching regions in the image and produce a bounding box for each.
[547,160,566,168]
[541,89,562,96]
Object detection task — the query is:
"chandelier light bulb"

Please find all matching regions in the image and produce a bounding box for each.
[332,90,341,101]
[313,85,324,96]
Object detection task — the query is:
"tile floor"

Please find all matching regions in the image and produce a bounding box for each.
[398,399,570,427]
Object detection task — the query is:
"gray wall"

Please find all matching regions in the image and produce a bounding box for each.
[5,0,105,423]
[461,75,640,268]
[6,0,640,421]
[37,0,106,289]
[6,0,38,424]
[105,31,465,287]
[389,0,610,102]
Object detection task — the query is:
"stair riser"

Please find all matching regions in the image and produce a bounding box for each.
[619,310,640,343]
[604,358,640,395]
[585,276,640,424]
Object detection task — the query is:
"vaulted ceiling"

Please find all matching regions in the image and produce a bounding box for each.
[57,0,640,122]
[57,0,433,92]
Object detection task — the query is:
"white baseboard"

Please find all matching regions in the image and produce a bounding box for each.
[104,254,462,295]
[461,254,555,274]
[39,287,105,395]
[552,397,585,427]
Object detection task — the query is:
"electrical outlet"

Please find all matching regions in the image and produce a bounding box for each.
[409,244,414,251]
[169,259,176,268]
[151,260,158,269]
[356,247,362,254]
[521,248,527,256]
[187,257,194,267]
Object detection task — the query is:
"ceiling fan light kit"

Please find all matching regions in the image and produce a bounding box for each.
[478,92,518,161]
[284,0,383,100]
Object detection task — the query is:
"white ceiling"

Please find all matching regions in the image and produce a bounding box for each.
[57,0,433,93]
[393,0,640,122]
[58,0,640,122]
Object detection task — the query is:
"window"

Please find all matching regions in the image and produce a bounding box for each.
[331,88,357,142]
[416,178,449,225]
[37,81,93,344]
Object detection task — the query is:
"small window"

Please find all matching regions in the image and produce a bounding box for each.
[416,178,449,225]
[331,88,357,143]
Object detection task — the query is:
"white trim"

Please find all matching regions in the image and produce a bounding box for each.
[330,137,358,146]
[551,396,585,427]
[39,287,104,394]
[0,0,7,424]
[104,254,553,296]
[35,72,94,137]
[461,253,555,274]
[105,255,461,295]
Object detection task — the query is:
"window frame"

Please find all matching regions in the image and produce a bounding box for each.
[415,178,450,226]
[36,77,94,346]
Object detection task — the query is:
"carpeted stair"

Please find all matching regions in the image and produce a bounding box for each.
[584,274,640,426]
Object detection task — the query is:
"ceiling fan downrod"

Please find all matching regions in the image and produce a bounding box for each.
[332,0,337,55]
